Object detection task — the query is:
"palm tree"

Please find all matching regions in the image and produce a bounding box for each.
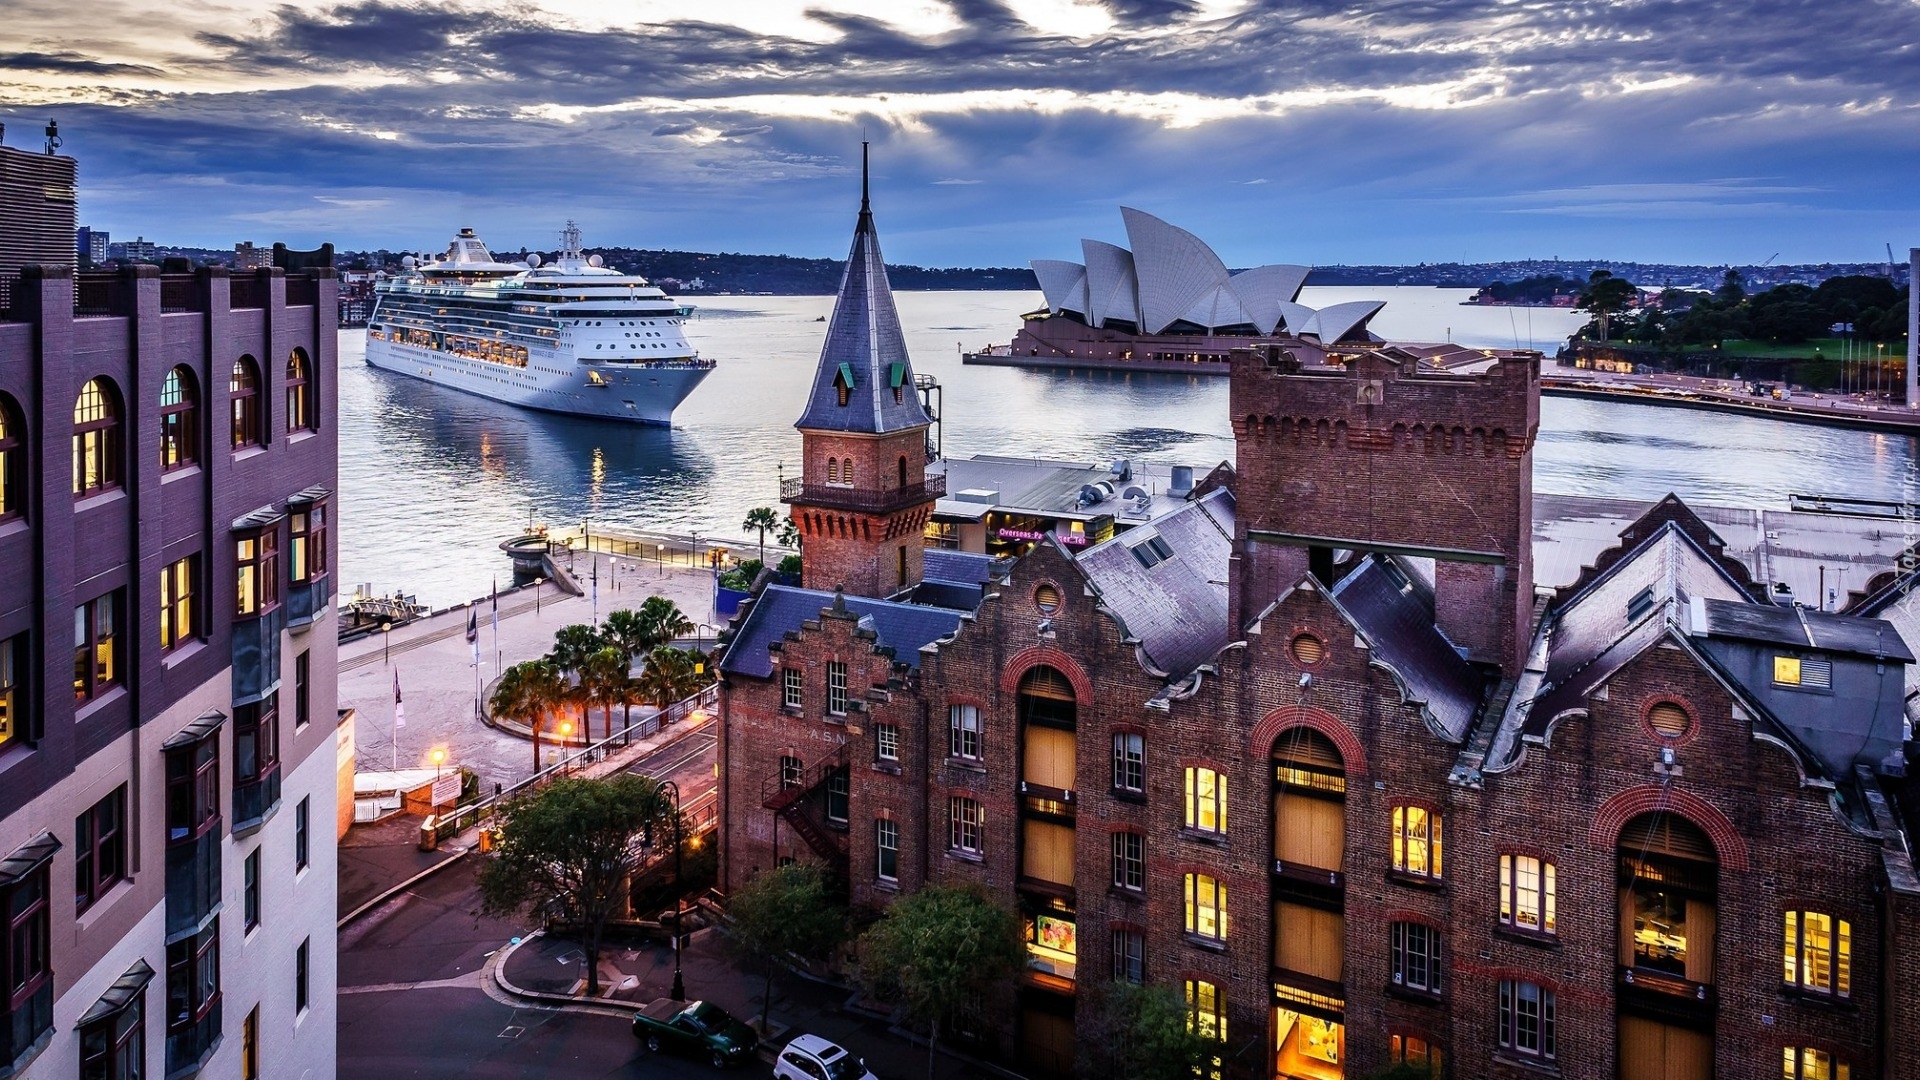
[742,506,780,564]
[776,518,801,551]
[580,645,628,742]
[490,660,566,775]
[633,596,694,652]
[600,609,651,734]
[548,622,603,681]
[637,646,710,720]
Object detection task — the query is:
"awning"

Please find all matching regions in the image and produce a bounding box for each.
[285,485,333,506]
[162,709,227,751]
[888,362,908,388]
[835,362,856,388]
[0,831,61,886]
[232,503,285,531]
[76,959,155,1027]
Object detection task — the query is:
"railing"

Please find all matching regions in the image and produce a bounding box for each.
[0,274,14,320]
[0,272,326,319]
[761,743,848,812]
[74,276,115,316]
[286,275,318,307]
[160,275,196,312]
[779,473,947,512]
[229,275,266,310]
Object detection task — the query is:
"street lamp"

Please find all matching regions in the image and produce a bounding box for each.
[645,780,687,1002]
[430,748,447,808]
[381,619,393,666]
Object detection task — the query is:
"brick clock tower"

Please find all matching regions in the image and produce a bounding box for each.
[782,145,940,598]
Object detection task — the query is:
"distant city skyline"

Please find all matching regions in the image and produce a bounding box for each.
[5,0,1916,267]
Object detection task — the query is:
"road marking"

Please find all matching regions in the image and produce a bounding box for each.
[339,973,486,995]
[498,1026,525,1039]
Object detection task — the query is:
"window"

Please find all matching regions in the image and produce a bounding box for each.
[1388,1033,1442,1077]
[1497,981,1555,1061]
[1773,655,1832,690]
[825,770,849,824]
[235,529,279,616]
[166,735,219,843]
[160,365,198,470]
[73,592,121,702]
[1784,1048,1850,1080]
[1112,732,1144,794]
[949,797,982,854]
[289,503,328,582]
[0,395,24,521]
[241,1004,259,1080]
[0,634,23,752]
[1184,979,1225,1041]
[165,920,219,1035]
[72,377,122,497]
[3,865,52,1055]
[875,723,899,762]
[876,819,898,881]
[78,985,144,1080]
[1500,854,1556,934]
[827,661,848,714]
[1184,766,1226,834]
[294,651,311,729]
[1034,583,1061,614]
[295,797,310,871]
[234,693,280,788]
[1111,928,1144,983]
[950,704,981,760]
[1784,911,1850,997]
[1184,873,1227,941]
[286,349,314,433]
[1391,922,1443,994]
[826,457,838,483]
[1130,533,1175,569]
[160,555,196,652]
[782,668,803,709]
[243,849,261,931]
[1288,633,1325,666]
[1391,806,1442,879]
[295,938,310,1014]
[1111,832,1145,891]
[230,356,262,449]
[75,786,128,912]
[779,755,802,790]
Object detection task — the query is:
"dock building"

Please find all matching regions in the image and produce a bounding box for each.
[716,153,1920,1080]
[0,145,340,1080]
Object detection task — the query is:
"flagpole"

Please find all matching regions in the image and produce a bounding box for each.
[492,577,501,678]
[392,667,403,775]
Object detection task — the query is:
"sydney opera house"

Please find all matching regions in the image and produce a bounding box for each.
[968,207,1392,373]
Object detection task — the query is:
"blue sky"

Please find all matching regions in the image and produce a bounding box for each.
[4,0,1917,266]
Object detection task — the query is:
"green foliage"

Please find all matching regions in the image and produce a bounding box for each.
[490,660,565,730]
[718,558,764,592]
[777,554,804,580]
[777,519,802,551]
[476,774,675,996]
[1079,982,1222,1080]
[742,506,781,563]
[855,884,1023,1065]
[548,623,604,676]
[579,645,629,741]
[1576,270,1638,342]
[638,646,711,709]
[1475,274,1582,304]
[724,863,850,1031]
[633,595,695,650]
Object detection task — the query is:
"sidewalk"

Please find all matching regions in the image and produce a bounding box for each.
[498,925,1014,1080]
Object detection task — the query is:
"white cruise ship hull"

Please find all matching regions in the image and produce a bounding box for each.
[365,338,711,425]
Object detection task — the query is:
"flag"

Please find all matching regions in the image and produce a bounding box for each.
[591,560,599,609]
[465,607,478,644]
[392,668,405,729]
[491,577,499,637]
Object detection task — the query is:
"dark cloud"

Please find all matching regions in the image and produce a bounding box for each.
[0,50,163,77]
[718,124,774,138]
[652,122,697,135]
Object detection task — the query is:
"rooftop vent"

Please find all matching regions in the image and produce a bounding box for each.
[1168,465,1194,498]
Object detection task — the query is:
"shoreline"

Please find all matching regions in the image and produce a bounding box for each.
[1538,380,1920,436]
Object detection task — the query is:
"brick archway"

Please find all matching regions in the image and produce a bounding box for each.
[1250,704,1368,778]
[1000,646,1094,702]
[1589,786,1750,871]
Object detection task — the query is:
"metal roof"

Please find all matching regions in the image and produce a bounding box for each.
[1330,556,1487,743]
[720,585,966,679]
[1697,598,1913,660]
[1076,489,1235,677]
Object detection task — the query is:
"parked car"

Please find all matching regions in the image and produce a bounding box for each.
[631,998,759,1069]
[774,1034,877,1080]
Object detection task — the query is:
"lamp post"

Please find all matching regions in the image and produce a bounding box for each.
[381,619,393,666]
[430,748,447,809]
[557,720,574,773]
[649,780,687,1002]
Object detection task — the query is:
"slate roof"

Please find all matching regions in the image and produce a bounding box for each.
[923,549,1003,586]
[793,146,934,436]
[719,585,965,679]
[1699,598,1914,660]
[1329,556,1487,742]
[1075,489,1234,677]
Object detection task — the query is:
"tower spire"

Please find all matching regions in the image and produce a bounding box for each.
[860,141,871,216]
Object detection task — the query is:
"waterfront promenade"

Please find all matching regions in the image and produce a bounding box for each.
[1543,366,1920,434]
[338,548,724,792]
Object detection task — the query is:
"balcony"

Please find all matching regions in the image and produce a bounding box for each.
[1617,965,1715,1022]
[780,473,946,514]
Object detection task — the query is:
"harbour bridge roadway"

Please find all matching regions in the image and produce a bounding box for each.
[337,726,719,1079]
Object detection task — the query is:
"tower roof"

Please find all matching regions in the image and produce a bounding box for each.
[794,144,934,435]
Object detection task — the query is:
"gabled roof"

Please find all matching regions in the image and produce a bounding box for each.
[1698,598,1913,660]
[1075,489,1235,677]
[1329,556,1487,742]
[719,585,965,679]
[923,549,1003,586]
[794,146,934,436]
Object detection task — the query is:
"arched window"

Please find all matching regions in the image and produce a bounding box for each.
[159,366,198,471]
[230,357,261,449]
[0,395,23,521]
[897,455,908,488]
[1619,812,1717,987]
[1273,726,1345,874]
[72,378,122,498]
[826,457,839,484]
[285,349,313,433]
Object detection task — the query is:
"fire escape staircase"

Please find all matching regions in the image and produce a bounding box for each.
[761,746,850,867]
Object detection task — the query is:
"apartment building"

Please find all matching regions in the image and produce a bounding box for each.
[0,255,339,1079]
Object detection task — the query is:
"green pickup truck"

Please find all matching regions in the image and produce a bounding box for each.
[631,998,759,1069]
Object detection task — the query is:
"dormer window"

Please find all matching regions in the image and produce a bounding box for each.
[1773,656,1832,690]
[1129,533,1174,570]
[834,362,855,407]
[1627,586,1655,622]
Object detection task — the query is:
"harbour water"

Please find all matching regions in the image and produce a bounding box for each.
[338,287,1920,607]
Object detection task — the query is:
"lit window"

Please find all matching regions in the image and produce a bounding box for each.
[1784,911,1851,997]
[241,1003,260,1080]
[782,668,802,709]
[950,704,981,760]
[875,723,899,762]
[72,377,122,497]
[1112,732,1144,794]
[230,356,262,449]
[1773,655,1832,689]
[1500,855,1556,933]
[1784,1047,1850,1080]
[236,529,280,617]
[949,797,982,854]
[1391,806,1442,879]
[1389,1033,1443,1077]
[1497,980,1555,1060]
[0,633,21,750]
[0,394,21,520]
[1184,767,1227,835]
[1184,979,1225,1041]
[827,661,848,714]
[73,592,121,702]
[1111,832,1145,891]
[160,365,198,471]
[1391,922,1443,994]
[289,502,328,583]
[876,819,898,881]
[1184,872,1227,941]
[286,349,314,433]
[160,555,197,652]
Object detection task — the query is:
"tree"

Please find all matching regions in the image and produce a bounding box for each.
[599,608,651,732]
[477,774,675,997]
[777,553,803,581]
[637,646,710,715]
[580,645,629,742]
[742,506,780,564]
[1079,981,1223,1080]
[1576,270,1637,343]
[722,863,849,1033]
[549,623,604,679]
[855,884,1023,1080]
[489,660,566,775]
[633,595,694,652]
[777,518,801,551]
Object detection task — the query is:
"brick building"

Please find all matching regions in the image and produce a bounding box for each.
[0,234,340,1077]
[716,160,1920,1080]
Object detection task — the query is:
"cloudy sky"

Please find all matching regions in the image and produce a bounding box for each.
[4,0,1917,266]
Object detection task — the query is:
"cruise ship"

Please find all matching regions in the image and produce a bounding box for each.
[366,223,715,424]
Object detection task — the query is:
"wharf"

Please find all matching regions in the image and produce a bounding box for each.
[1541,372,1920,435]
[963,350,1231,376]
